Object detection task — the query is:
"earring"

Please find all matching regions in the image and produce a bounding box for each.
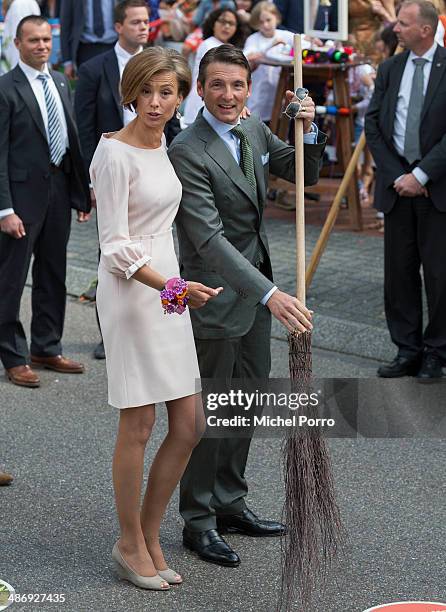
[176,107,182,120]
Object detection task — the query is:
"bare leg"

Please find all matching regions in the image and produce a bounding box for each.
[113,404,159,577]
[141,393,205,573]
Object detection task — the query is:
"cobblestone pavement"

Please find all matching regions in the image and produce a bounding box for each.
[65,210,393,363]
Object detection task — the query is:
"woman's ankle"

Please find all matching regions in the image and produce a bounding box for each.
[118,533,147,554]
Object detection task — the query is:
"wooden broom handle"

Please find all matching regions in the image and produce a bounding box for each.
[293,34,306,305]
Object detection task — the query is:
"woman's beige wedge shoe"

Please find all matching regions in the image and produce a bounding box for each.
[157,568,183,585]
[112,543,170,591]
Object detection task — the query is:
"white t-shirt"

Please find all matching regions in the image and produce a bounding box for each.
[243,30,295,122]
[3,0,41,71]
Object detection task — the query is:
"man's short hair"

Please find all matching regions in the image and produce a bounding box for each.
[399,0,439,32]
[198,44,251,86]
[114,0,149,24]
[16,15,49,40]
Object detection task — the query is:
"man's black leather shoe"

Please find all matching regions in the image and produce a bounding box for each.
[182,528,240,567]
[377,355,421,378]
[217,508,286,537]
[416,353,443,383]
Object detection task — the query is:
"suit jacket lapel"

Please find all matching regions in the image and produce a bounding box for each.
[104,51,122,120]
[196,115,260,210]
[387,51,409,135]
[421,47,446,122]
[13,65,47,142]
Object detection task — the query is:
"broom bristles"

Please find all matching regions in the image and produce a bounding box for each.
[279,330,345,611]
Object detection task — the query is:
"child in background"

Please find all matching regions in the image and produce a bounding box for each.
[243,1,298,123]
[182,7,246,125]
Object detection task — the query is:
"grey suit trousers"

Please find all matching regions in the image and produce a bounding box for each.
[180,304,271,531]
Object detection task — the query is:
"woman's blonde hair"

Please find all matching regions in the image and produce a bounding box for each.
[121,47,191,110]
[249,1,282,30]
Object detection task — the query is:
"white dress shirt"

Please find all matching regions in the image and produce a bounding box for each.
[393,43,437,185]
[0,61,69,219]
[202,108,318,305]
[114,42,143,126]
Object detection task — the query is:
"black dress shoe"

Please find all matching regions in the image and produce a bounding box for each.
[377,355,421,378]
[416,353,443,383]
[94,341,105,360]
[183,528,240,567]
[217,508,286,537]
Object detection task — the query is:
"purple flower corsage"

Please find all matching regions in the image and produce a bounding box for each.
[160,277,189,315]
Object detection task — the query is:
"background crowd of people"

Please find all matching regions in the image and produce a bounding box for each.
[2,0,445,209]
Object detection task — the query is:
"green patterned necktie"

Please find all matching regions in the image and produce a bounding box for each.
[231,125,257,193]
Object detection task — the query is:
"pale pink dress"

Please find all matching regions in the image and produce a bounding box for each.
[90,134,200,408]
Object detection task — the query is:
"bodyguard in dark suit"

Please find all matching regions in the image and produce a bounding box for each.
[75,0,180,174]
[0,16,90,388]
[60,0,118,78]
[365,0,446,381]
[75,0,150,175]
[169,45,325,566]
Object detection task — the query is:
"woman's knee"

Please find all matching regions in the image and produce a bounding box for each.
[170,418,205,449]
[166,395,206,447]
[119,406,155,445]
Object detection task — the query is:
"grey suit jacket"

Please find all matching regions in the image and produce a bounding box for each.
[169,112,326,339]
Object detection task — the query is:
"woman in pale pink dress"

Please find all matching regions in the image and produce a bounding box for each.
[90,47,222,592]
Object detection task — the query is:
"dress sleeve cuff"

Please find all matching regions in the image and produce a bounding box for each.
[303,123,318,145]
[412,167,429,186]
[0,208,15,219]
[125,255,152,280]
[261,286,278,305]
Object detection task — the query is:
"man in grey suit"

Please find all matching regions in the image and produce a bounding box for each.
[169,45,326,566]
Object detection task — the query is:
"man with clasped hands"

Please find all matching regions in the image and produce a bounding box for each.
[365,0,446,381]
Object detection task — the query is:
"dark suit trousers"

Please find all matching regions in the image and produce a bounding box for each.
[384,194,446,362]
[180,304,272,532]
[0,167,71,369]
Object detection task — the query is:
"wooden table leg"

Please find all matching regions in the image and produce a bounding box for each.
[333,70,362,230]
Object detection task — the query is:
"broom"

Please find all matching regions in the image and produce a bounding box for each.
[280,35,344,611]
